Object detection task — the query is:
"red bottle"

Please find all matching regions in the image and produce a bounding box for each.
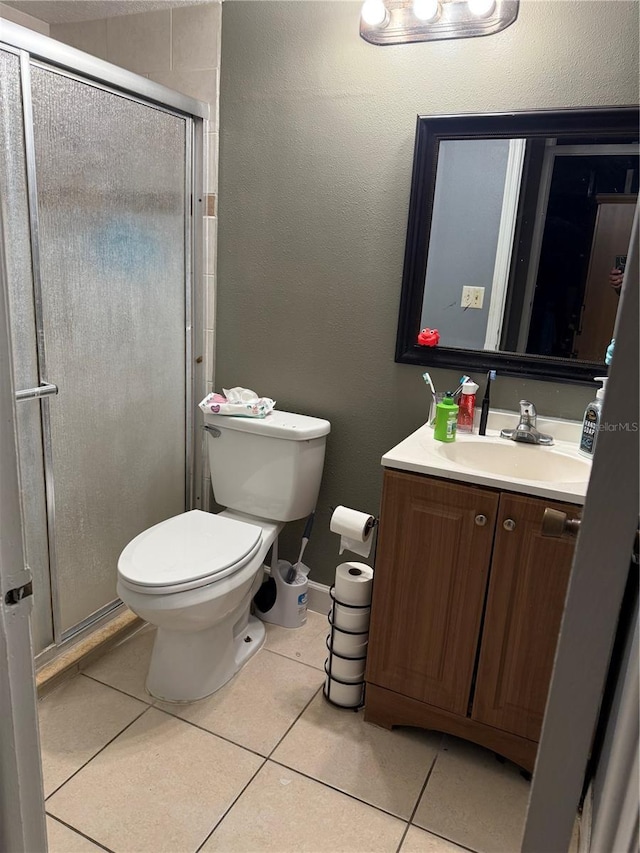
[457,381,478,433]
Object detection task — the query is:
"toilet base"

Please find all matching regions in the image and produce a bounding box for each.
[146,613,266,703]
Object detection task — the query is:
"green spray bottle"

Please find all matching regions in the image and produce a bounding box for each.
[434,392,459,443]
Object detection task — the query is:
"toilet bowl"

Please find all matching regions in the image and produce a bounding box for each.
[117,409,330,703]
[117,509,281,702]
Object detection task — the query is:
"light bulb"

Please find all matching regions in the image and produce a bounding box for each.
[413,0,440,22]
[468,0,496,17]
[361,0,389,27]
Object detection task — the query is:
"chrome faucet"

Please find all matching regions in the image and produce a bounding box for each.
[500,401,554,446]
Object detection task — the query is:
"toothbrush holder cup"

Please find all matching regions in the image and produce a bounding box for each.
[428,393,447,427]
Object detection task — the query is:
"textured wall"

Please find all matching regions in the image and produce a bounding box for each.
[217,0,639,584]
[0,1,49,33]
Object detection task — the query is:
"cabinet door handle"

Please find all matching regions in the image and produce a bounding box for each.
[503,518,516,531]
[542,508,581,537]
[475,514,487,527]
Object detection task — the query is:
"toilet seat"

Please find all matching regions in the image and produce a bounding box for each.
[117,509,263,595]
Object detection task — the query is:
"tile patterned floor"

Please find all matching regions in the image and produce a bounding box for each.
[39,611,579,853]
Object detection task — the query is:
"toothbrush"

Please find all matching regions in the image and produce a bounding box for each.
[422,372,437,423]
[478,370,496,436]
[453,374,471,398]
[422,371,437,407]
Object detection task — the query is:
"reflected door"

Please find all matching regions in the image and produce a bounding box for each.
[574,195,637,361]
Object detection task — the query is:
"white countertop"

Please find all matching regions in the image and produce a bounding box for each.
[382,409,591,505]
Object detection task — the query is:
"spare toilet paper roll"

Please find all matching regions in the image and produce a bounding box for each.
[326,655,366,683]
[334,562,374,607]
[324,675,364,708]
[330,506,375,558]
[328,629,368,658]
[333,602,370,634]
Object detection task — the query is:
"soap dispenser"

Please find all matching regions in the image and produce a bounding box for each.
[434,392,459,443]
[579,376,607,457]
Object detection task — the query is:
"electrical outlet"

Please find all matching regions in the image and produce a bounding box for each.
[471,286,484,308]
[461,286,485,309]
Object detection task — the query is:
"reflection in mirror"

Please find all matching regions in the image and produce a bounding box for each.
[397,109,640,383]
[421,137,638,361]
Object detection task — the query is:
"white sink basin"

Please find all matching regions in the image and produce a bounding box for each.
[435,440,590,483]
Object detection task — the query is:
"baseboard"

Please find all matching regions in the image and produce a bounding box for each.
[307,579,331,615]
[36,608,142,698]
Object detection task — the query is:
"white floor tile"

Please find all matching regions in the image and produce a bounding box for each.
[263,609,329,670]
[157,648,322,755]
[39,627,538,853]
[47,708,263,853]
[201,760,406,852]
[46,816,104,852]
[413,736,530,853]
[272,692,441,819]
[82,625,156,703]
[39,674,147,797]
[401,825,470,852]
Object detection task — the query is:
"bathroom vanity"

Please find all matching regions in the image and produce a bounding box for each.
[364,412,590,772]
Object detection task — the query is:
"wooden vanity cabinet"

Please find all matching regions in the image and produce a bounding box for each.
[364,469,581,772]
[471,491,578,742]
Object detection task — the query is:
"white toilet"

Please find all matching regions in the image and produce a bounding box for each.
[117,409,330,703]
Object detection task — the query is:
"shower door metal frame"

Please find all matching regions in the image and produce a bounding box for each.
[0,20,207,660]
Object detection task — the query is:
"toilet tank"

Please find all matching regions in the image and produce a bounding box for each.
[204,410,331,522]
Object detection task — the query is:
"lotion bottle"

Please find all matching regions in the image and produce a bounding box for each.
[579,376,607,457]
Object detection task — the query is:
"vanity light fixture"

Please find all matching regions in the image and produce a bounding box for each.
[359,0,518,45]
[468,0,496,17]
[361,0,390,27]
[413,0,441,23]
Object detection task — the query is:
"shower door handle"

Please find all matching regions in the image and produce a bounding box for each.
[15,382,58,402]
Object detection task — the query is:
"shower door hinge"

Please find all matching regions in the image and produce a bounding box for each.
[5,581,33,606]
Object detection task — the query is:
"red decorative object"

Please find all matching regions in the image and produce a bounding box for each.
[417,327,440,347]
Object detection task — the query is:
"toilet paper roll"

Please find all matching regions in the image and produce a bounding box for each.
[330,506,375,558]
[334,562,374,607]
[325,656,366,683]
[327,630,368,658]
[333,602,370,634]
[324,675,364,708]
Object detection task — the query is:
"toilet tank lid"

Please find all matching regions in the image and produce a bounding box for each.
[204,410,330,440]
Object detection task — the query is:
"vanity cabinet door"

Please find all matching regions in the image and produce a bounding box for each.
[471,493,579,741]
[366,470,499,716]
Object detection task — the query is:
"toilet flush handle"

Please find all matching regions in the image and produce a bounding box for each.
[202,424,221,437]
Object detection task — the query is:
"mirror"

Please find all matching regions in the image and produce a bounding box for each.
[396,108,639,383]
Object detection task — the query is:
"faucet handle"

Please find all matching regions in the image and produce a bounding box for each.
[519,400,537,425]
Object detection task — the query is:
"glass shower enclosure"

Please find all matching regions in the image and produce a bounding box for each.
[0,25,206,659]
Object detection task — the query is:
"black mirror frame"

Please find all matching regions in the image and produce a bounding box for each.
[395,107,639,385]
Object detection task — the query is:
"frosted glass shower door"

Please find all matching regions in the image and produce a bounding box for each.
[30,67,190,637]
[0,50,54,653]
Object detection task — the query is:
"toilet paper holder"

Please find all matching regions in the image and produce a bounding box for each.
[323,585,371,710]
[328,506,378,535]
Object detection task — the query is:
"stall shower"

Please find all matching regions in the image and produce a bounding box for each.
[0,35,200,661]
